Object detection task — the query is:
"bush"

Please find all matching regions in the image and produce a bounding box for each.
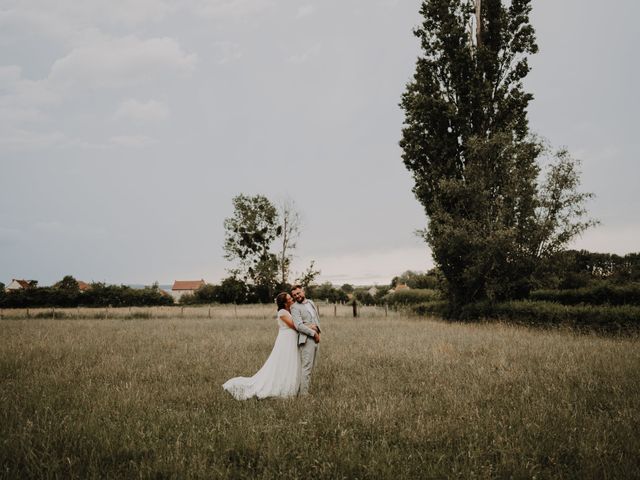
[383,289,441,306]
[530,284,640,306]
[0,283,174,308]
[391,270,440,289]
[310,283,349,303]
[412,300,640,333]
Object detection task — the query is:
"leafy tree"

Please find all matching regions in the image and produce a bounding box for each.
[313,282,349,303]
[250,254,280,302]
[54,275,80,292]
[216,276,248,304]
[340,283,354,294]
[186,284,220,304]
[400,0,595,310]
[353,289,375,305]
[391,270,439,289]
[224,194,281,290]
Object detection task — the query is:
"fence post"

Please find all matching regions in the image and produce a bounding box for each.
[181,306,184,318]
[352,300,358,318]
[234,303,238,320]
[385,303,388,317]
[26,308,30,319]
[208,305,211,319]
[52,307,56,319]
[105,305,109,319]
[334,303,337,317]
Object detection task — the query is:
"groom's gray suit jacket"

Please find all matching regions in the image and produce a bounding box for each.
[291,300,321,346]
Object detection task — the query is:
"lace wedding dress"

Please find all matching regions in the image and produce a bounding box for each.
[222,309,301,400]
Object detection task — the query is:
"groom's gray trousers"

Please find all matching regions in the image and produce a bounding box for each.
[299,340,319,396]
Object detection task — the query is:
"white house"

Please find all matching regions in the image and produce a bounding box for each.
[5,279,33,292]
[367,286,379,297]
[171,279,205,301]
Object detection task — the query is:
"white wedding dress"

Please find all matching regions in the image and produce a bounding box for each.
[222,309,301,400]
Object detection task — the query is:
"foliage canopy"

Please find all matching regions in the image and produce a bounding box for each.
[400,0,595,310]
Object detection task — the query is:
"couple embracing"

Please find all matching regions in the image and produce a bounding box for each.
[222,285,321,400]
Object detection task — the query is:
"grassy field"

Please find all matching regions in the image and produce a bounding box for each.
[1,306,639,479]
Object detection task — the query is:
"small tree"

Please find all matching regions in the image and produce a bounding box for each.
[277,199,302,287]
[217,276,248,304]
[54,275,80,292]
[340,283,354,294]
[224,194,281,291]
[296,261,320,290]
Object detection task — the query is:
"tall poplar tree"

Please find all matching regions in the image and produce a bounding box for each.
[400,0,595,310]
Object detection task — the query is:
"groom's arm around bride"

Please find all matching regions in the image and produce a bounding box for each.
[291,304,320,344]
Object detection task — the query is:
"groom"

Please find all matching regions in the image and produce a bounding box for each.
[290,285,321,396]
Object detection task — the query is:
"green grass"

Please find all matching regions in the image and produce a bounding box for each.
[1,312,639,479]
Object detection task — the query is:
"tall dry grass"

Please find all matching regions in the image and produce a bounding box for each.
[1,312,639,478]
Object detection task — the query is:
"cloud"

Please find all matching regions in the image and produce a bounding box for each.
[0,127,109,151]
[110,134,157,148]
[114,99,170,123]
[0,0,176,43]
[0,128,66,150]
[0,34,194,150]
[212,41,243,64]
[378,0,400,8]
[296,5,315,18]
[286,43,322,64]
[0,226,25,246]
[0,106,45,125]
[0,65,59,110]
[48,36,197,90]
[193,0,274,18]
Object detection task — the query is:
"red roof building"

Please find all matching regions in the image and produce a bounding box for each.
[170,279,205,300]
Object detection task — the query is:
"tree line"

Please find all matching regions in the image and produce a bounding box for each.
[2,249,638,309]
[0,277,173,308]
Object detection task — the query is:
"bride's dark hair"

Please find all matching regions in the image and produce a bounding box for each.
[275,292,289,311]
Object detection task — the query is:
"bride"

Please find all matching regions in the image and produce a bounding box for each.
[222,292,310,400]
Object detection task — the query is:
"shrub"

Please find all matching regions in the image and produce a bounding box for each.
[530,284,640,306]
[383,289,441,306]
[412,300,640,333]
[310,283,349,303]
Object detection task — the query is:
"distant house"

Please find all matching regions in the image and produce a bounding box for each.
[5,279,34,292]
[77,281,91,292]
[367,286,379,297]
[171,279,205,301]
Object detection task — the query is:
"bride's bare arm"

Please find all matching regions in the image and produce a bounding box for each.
[279,313,297,330]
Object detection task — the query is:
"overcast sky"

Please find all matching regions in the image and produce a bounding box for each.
[1,0,638,286]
